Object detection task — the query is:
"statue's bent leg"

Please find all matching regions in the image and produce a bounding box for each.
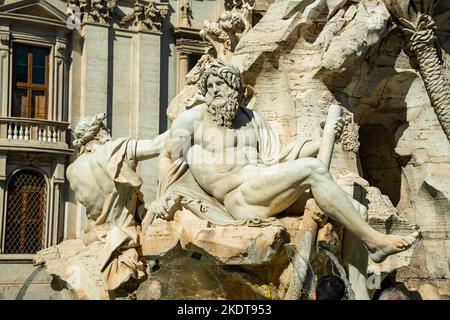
[224,157,419,262]
[224,158,319,220]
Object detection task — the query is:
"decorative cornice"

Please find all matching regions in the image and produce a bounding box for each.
[0,31,10,57]
[0,12,68,29]
[65,0,168,31]
[118,1,168,32]
[0,32,10,46]
[67,0,117,25]
[173,27,202,41]
[175,37,209,54]
[55,40,67,62]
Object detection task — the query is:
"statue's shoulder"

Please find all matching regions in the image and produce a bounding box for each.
[67,153,91,184]
[186,103,206,117]
[173,104,205,127]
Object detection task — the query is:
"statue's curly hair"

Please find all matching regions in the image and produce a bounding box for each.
[73,112,109,149]
[198,60,243,102]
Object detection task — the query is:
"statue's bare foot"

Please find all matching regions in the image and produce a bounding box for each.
[365,231,420,263]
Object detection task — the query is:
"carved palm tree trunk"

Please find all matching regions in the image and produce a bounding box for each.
[443,49,450,87]
[406,14,450,140]
[383,0,450,141]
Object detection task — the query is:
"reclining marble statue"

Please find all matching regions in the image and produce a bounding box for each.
[66,60,419,296]
[144,60,419,263]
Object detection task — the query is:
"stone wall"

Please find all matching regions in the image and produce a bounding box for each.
[67,15,164,239]
[0,264,68,300]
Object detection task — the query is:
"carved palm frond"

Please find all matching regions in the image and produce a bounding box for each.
[383,0,450,142]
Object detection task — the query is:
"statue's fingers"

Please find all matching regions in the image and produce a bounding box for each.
[154,210,162,219]
[156,203,166,218]
[162,202,169,213]
[150,202,158,215]
[154,206,164,218]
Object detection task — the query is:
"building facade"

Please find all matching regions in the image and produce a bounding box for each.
[0,0,257,299]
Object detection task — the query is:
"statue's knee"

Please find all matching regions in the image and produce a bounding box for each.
[225,189,248,211]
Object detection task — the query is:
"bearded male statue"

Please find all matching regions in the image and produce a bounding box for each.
[67,113,166,291]
[144,60,419,296]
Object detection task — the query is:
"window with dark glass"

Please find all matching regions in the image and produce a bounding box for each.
[12,44,49,119]
[188,53,202,72]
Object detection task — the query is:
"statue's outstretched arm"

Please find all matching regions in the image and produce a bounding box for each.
[146,108,200,222]
[134,131,170,161]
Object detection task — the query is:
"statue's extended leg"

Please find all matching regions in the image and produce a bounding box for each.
[224,157,419,263]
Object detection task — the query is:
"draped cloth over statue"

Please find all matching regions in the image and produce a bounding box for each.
[157,107,312,226]
[73,138,146,291]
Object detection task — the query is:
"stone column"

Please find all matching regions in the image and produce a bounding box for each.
[0,30,10,117]
[0,153,6,252]
[51,160,65,245]
[53,37,67,122]
[177,51,189,93]
[79,23,110,117]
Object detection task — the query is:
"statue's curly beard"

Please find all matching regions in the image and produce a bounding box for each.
[206,90,240,128]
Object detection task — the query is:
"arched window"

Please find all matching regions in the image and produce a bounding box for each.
[4,169,47,254]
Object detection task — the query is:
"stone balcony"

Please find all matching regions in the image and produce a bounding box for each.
[0,117,73,155]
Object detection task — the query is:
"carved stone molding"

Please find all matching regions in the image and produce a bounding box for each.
[56,41,66,57]
[55,40,67,64]
[118,1,168,32]
[0,32,11,59]
[66,0,117,25]
[0,33,10,46]
[65,0,168,31]
[175,37,209,54]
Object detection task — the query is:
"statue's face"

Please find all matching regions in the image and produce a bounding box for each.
[205,73,240,128]
[206,74,233,101]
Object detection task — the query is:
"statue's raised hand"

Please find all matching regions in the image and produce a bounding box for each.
[333,116,344,140]
[320,115,344,140]
[149,192,182,221]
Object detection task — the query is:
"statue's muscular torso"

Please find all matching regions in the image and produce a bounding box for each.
[171,104,266,203]
[67,144,115,217]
